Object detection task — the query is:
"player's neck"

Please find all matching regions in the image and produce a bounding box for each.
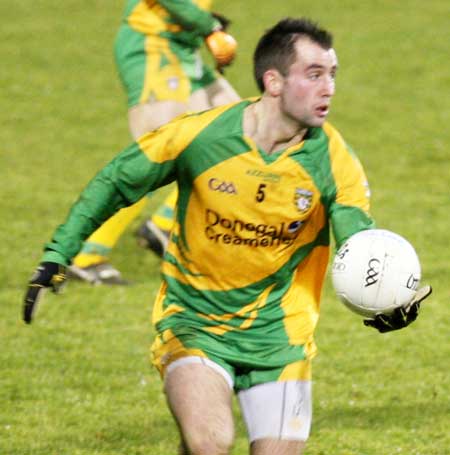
[243,97,307,154]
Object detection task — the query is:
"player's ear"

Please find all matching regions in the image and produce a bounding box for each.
[263,69,284,96]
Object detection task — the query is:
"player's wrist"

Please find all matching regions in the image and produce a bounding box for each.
[41,250,70,267]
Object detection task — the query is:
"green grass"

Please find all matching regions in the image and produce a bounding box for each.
[1,1,449,454]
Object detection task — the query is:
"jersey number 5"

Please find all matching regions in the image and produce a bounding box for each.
[256,183,266,202]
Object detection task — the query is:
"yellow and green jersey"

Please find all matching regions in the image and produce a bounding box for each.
[122,0,217,47]
[43,99,374,381]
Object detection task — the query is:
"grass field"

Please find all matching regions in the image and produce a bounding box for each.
[1,1,449,454]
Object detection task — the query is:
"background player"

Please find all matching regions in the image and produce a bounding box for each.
[69,0,240,284]
[24,17,431,454]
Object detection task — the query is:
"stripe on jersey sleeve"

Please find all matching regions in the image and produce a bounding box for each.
[323,123,375,247]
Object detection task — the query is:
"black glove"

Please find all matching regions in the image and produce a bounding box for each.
[23,262,67,324]
[364,285,432,333]
[212,12,231,31]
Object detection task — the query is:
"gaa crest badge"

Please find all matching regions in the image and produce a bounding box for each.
[294,188,313,213]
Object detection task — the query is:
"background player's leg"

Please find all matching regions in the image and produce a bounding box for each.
[128,99,188,140]
[69,198,147,284]
[136,188,177,257]
[191,76,240,109]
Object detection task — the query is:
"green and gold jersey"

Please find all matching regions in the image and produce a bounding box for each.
[122,0,217,47]
[43,99,374,368]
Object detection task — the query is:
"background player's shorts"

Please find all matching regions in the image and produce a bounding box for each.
[114,25,217,107]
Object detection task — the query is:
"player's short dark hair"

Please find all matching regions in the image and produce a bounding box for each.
[253,18,333,92]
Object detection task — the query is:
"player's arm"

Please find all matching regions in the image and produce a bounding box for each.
[23,124,182,323]
[43,140,176,263]
[326,126,431,332]
[157,0,237,69]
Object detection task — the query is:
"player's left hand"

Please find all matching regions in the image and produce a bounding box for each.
[23,262,67,324]
[363,285,432,333]
[205,30,237,72]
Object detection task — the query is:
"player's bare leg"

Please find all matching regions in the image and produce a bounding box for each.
[165,362,234,455]
[189,77,240,111]
[129,77,239,141]
[128,99,188,140]
[251,439,306,455]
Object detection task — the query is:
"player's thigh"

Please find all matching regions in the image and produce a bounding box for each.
[206,76,240,106]
[189,76,240,111]
[164,359,235,454]
[128,100,188,139]
[238,380,312,451]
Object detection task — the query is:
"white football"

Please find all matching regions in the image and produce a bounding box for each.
[331,229,421,317]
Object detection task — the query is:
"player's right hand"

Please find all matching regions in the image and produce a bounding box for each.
[363,285,432,333]
[205,30,237,70]
[23,262,67,324]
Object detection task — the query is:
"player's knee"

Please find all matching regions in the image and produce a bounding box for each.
[184,428,234,455]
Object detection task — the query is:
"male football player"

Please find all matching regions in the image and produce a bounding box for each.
[24,17,431,454]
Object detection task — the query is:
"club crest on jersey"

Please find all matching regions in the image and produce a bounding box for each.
[294,188,313,213]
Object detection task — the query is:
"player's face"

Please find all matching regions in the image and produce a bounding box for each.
[280,38,338,128]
